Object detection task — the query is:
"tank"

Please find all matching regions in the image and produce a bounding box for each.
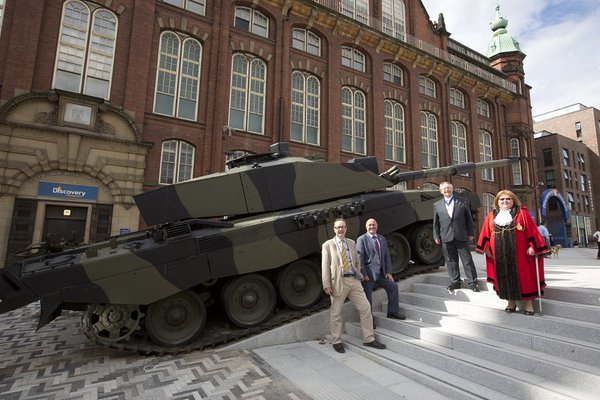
[0,142,515,349]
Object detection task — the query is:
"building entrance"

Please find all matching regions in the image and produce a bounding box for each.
[42,205,87,246]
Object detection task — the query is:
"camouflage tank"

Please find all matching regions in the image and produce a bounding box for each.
[0,142,514,349]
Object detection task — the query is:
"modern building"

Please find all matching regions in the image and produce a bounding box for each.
[0,0,537,266]
[533,104,600,244]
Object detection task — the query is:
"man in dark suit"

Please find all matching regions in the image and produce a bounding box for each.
[322,218,386,353]
[432,182,479,293]
[357,218,406,324]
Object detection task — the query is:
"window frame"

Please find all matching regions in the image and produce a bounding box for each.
[290,70,320,146]
[341,46,366,72]
[418,75,436,98]
[510,138,522,185]
[228,53,267,134]
[292,28,321,57]
[341,86,366,155]
[163,0,206,15]
[420,111,439,168]
[384,99,405,163]
[159,140,195,185]
[383,62,403,86]
[479,130,493,181]
[476,98,490,118]
[449,87,465,109]
[381,0,406,41]
[234,6,269,38]
[451,121,468,165]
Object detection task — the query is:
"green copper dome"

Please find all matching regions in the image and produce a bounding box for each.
[486,4,522,57]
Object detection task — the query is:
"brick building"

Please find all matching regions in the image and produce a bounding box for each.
[533,104,600,244]
[0,0,537,266]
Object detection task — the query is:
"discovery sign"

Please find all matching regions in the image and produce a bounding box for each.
[38,182,98,200]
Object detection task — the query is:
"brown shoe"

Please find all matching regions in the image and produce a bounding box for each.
[333,343,345,353]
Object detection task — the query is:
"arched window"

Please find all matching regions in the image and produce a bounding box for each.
[449,88,465,109]
[510,138,522,185]
[341,46,365,72]
[420,111,439,168]
[483,193,495,216]
[291,71,320,145]
[418,75,436,98]
[292,28,321,56]
[383,62,403,86]
[154,32,202,120]
[477,98,490,118]
[423,182,439,190]
[160,140,195,184]
[479,130,493,181]
[229,54,266,134]
[341,87,366,155]
[451,121,468,164]
[382,0,406,41]
[234,7,268,38]
[53,1,118,99]
[384,100,405,163]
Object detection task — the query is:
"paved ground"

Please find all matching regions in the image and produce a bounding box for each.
[0,247,598,399]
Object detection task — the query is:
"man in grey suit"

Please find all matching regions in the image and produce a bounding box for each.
[432,182,479,293]
[322,218,386,353]
[357,218,405,322]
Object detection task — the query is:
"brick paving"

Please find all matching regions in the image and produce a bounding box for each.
[0,303,312,400]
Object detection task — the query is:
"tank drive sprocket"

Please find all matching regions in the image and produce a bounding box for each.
[82,304,143,344]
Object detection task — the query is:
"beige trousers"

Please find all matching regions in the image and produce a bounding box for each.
[329,277,374,344]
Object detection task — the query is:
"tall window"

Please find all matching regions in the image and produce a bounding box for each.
[53,1,117,99]
[341,46,365,72]
[476,98,490,117]
[451,122,468,164]
[292,28,321,56]
[580,174,588,192]
[384,100,405,163]
[510,138,522,185]
[567,192,575,210]
[229,54,266,134]
[164,0,205,15]
[562,148,570,166]
[449,88,465,109]
[154,32,202,120]
[544,170,555,188]
[291,71,320,145]
[341,0,369,25]
[382,0,406,41]
[420,111,438,168]
[483,193,495,216]
[341,87,366,154]
[575,121,582,138]
[234,7,268,38]
[160,140,195,184]
[418,75,436,98]
[542,148,553,167]
[479,130,493,181]
[0,0,5,40]
[383,62,403,86]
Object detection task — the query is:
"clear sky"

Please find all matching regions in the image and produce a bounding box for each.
[420,0,600,117]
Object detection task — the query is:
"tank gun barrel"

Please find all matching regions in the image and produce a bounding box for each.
[381,157,518,185]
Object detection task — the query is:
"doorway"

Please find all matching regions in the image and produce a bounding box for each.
[42,205,88,246]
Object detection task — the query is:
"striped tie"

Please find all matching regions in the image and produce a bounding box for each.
[340,241,351,273]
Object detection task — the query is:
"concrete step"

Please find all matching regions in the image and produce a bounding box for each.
[345,323,591,400]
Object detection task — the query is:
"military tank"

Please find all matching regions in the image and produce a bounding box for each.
[0,142,514,349]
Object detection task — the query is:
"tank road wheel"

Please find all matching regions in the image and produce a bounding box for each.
[276,259,323,310]
[386,233,411,274]
[222,274,276,328]
[83,304,142,344]
[145,290,206,347]
[409,224,444,265]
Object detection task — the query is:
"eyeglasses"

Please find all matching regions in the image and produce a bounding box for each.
[334,226,347,229]
[499,198,512,202]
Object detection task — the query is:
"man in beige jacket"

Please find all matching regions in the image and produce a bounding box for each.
[321,218,386,353]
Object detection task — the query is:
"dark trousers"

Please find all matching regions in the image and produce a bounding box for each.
[362,275,400,314]
[442,240,478,286]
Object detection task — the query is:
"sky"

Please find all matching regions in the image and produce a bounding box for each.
[420,0,600,118]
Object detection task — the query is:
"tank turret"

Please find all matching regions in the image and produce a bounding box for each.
[0,142,516,351]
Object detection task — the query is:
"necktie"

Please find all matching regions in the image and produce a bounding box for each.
[340,241,351,273]
[373,236,381,258]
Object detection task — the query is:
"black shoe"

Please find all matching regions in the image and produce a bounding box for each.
[504,307,517,313]
[333,343,345,353]
[387,312,406,320]
[523,310,535,316]
[364,340,386,349]
[372,317,376,330]
[469,285,480,292]
[447,283,461,293]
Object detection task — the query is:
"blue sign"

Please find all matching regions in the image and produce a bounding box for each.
[120,228,130,235]
[38,182,98,200]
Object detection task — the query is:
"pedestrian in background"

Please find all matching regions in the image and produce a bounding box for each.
[476,190,549,315]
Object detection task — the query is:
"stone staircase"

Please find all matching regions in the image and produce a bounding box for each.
[342,274,600,399]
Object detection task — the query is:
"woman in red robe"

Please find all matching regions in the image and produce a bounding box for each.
[476,190,549,315]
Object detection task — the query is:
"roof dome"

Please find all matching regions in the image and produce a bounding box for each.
[486,5,522,57]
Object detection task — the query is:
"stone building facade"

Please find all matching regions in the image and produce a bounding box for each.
[0,0,537,266]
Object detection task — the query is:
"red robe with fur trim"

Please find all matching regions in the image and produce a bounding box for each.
[476,206,548,300]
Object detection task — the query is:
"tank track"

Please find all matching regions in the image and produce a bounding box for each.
[83,263,439,355]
